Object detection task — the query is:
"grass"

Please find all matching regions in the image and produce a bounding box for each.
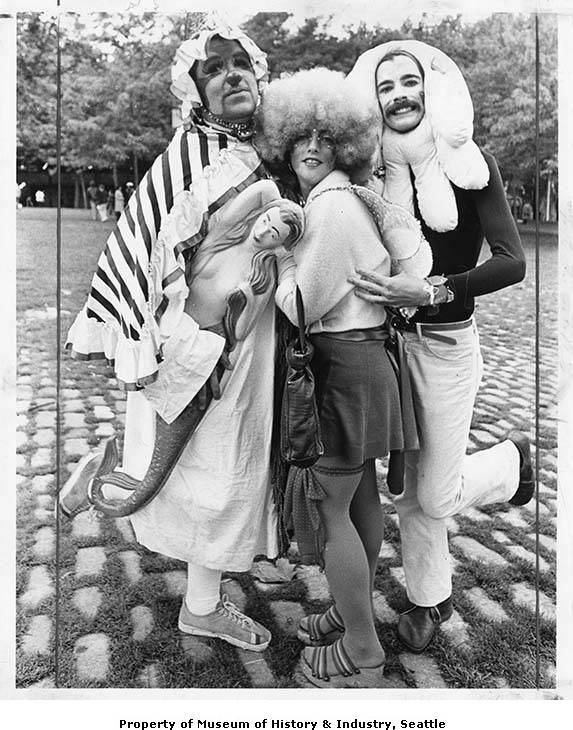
[15,209,557,690]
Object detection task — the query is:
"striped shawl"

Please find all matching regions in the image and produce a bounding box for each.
[66,123,265,389]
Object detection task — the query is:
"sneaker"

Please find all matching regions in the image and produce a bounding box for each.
[178,594,271,652]
[57,451,104,518]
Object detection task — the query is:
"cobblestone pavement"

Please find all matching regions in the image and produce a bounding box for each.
[15,210,557,690]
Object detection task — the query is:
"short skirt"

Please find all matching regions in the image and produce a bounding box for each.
[310,327,418,465]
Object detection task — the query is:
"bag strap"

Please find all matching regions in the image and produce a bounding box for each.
[295,286,307,352]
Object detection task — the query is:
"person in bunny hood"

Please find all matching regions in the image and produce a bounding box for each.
[348,41,533,653]
[61,24,291,653]
[349,39,490,233]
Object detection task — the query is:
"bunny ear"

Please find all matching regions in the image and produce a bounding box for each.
[398,45,489,190]
[436,138,490,190]
[425,54,475,149]
[423,55,489,191]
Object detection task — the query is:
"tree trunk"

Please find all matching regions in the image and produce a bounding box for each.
[74,175,80,209]
[112,162,118,188]
[133,153,139,186]
[79,171,87,208]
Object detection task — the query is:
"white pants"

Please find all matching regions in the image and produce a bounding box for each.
[394,319,520,606]
[96,203,108,222]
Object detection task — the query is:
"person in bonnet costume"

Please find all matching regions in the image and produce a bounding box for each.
[348,41,532,653]
[60,25,288,653]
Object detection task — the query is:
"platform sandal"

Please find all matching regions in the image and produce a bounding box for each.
[297,605,345,646]
[298,639,386,688]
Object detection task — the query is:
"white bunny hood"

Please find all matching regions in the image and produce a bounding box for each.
[348,39,489,232]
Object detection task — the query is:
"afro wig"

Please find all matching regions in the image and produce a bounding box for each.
[254,68,380,179]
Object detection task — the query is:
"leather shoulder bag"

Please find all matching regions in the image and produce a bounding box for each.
[280,287,324,468]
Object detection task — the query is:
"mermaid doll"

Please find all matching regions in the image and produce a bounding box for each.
[59,180,304,518]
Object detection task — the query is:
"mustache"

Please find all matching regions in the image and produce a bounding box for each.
[386,96,424,114]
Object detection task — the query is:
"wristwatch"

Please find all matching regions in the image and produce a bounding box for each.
[425,275,455,305]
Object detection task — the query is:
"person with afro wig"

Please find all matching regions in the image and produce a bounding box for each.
[255,68,422,687]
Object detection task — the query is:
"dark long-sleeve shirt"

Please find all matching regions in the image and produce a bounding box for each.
[413,151,526,324]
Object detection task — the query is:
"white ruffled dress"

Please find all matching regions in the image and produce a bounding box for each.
[66,127,279,570]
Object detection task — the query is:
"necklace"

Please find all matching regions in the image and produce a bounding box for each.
[203,111,254,141]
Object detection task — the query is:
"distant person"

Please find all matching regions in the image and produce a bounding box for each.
[106,188,115,219]
[35,189,45,206]
[87,180,98,220]
[96,184,108,221]
[521,201,533,224]
[114,186,125,221]
[125,181,135,202]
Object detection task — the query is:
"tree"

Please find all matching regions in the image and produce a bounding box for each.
[457,14,557,193]
[62,14,180,175]
[17,12,204,176]
[17,13,61,170]
[17,10,557,211]
[62,37,174,178]
[241,12,292,78]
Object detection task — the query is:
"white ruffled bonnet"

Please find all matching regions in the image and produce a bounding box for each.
[171,25,269,120]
